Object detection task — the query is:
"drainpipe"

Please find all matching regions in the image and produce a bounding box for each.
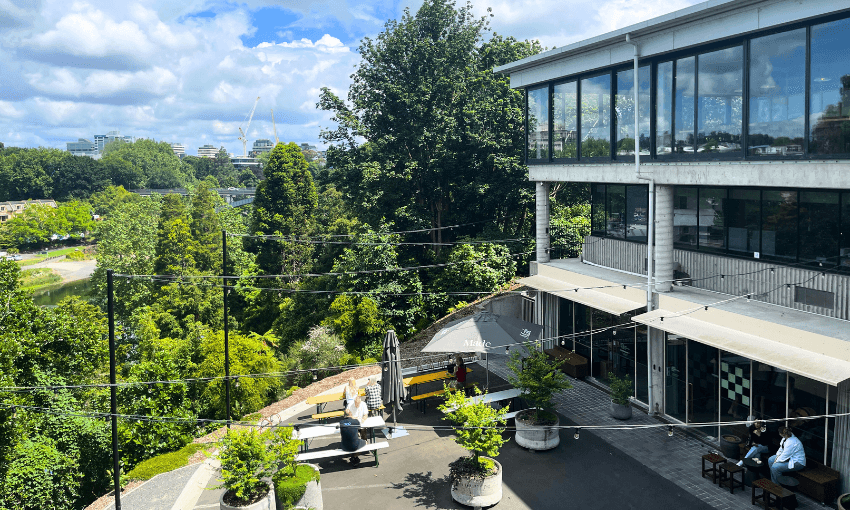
[627,33,658,414]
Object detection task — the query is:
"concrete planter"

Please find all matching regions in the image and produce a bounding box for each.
[514,410,560,451]
[274,463,323,510]
[720,435,742,460]
[219,486,275,510]
[451,457,502,508]
[609,401,632,420]
[838,493,850,510]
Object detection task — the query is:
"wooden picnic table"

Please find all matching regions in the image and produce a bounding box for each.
[294,415,386,452]
[306,388,366,414]
[403,367,471,392]
[441,388,521,413]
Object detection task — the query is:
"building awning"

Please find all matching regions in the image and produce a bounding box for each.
[517,264,646,316]
[632,299,850,386]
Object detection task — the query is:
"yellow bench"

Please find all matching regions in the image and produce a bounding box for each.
[311,405,385,422]
[306,388,367,414]
[410,382,478,413]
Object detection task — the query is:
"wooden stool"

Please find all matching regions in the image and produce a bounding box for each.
[718,462,745,494]
[752,478,795,510]
[701,453,726,484]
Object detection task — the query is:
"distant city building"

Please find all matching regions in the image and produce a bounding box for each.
[231,156,260,169]
[0,199,57,223]
[251,139,274,157]
[66,138,99,158]
[94,130,134,152]
[170,143,185,159]
[197,144,220,158]
[300,143,317,152]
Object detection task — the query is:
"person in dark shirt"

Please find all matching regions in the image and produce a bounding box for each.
[340,409,366,464]
[450,354,466,389]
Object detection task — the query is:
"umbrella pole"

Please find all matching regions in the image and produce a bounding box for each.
[486,354,490,391]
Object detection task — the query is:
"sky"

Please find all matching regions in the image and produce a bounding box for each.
[0,0,701,156]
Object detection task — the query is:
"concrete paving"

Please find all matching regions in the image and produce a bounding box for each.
[104,463,202,510]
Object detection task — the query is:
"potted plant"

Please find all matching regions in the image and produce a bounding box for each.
[438,385,509,508]
[608,372,633,420]
[270,426,322,510]
[215,428,277,510]
[507,347,571,450]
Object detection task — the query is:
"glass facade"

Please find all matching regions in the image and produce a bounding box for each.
[525,13,850,162]
[592,183,850,267]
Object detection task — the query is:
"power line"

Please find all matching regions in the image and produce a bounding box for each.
[229,218,506,240]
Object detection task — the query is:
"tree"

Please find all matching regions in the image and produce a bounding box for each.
[104,139,192,189]
[88,185,143,218]
[154,194,197,276]
[318,1,542,247]
[0,202,59,248]
[189,183,223,274]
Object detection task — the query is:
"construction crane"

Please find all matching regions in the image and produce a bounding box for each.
[237,96,260,157]
[271,109,279,145]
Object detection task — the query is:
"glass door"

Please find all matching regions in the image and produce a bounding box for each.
[688,341,719,439]
[665,333,687,423]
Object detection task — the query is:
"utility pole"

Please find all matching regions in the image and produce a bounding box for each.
[222,231,231,427]
[107,270,121,510]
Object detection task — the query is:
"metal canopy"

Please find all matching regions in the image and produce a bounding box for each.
[518,274,645,316]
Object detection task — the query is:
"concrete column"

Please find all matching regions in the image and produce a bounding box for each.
[648,326,666,415]
[654,184,674,292]
[536,182,550,264]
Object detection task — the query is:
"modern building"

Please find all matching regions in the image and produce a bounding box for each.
[66,138,99,158]
[170,143,186,159]
[94,131,134,152]
[0,199,57,223]
[230,155,261,170]
[251,139,274,157]
[496,0,850,492]
[197,145,220,158]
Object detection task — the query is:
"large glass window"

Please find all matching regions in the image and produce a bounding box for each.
[606,184,626,238]
[674,187,698,247]
[842,193,850,270]
[727,189,760,255]
[625,185,648,242]
[699,188,727,252]
[810,18,850,155]
[553,81,578,158]
[799,191,839,265]
[574,303,592,361]
[761,190,798,261]
[697,46,743,154]
[635,323,649,404]
[615,66,650,156]
[788,374,827,462]
[591,184,606,234]
[749,29,806,156]
[688,341,719,439]
[720,352,750,441]
[675,57,696,155]
[527,86,549,159]
[657,61,674,157]
[580,74,611,158]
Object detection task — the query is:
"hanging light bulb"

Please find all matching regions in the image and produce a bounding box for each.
[746,294,752,303]
[770,268,775,274]
[720,274,725,280]
[667,425,674,437]
[574,428,580,440]
[560,339,565,346]
[505,346,510,355]
[234,377,240,388]
[612,328,617,336]
[821,272,826,279]
[312,371,318,381]
[760,423,767,433]
[704,306,709,311]
[660,317,664,322]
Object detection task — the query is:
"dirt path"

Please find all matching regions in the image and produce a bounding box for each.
[28,258,97,283]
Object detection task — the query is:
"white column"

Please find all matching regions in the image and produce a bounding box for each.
[654,184,674,292]
[536,182,550,264]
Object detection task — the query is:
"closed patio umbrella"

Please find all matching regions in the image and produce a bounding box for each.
[381,329,408,438]
[421,311,543,389]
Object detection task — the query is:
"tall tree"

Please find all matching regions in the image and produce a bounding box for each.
[190,183,223,274]
[154,194,197,276]
[318,0,542,249]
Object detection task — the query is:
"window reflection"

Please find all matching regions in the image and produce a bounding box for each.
[615,67,650,156]
[626,185,648,242]
[799,191,839,266]
[697,46,743,154]
[761,190,798,261]
[842,193,850,270]
[527,86,549,159]
[553,81,578,158]
[810,18,850,155]
[675,57,696,154]
[727,189,760,255]
[699,188,727,252]
[606,185,626,238]
[749,29,806,156]
[591,183,606,234]
[674,187,698,247]
[581,74,611,157]
[657,61,674,157]
[788,374,827,462]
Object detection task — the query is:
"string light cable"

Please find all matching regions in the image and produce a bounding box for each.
[228,218,506,240]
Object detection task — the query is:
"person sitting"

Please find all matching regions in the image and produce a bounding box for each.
[767,426,806,484]
[339,408,366,464]
[347,395,371,441]
[450,354,466,390]
[343,378,358,408]
[364,376,382,417]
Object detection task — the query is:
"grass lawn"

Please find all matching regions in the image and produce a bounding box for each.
[127,443,211,481]
[20,268,61,290]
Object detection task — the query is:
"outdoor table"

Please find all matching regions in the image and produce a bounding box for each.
[305,388,366,414]
[441,388,521,413]
[403,368,471,398]
[294,415,386,452]
[742,457,767,486]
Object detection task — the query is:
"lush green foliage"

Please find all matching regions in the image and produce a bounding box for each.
[0,435,79,508]
[215,428,279,503]
[439,385,508,465]
[126,443,208,481]
[273,463,320,509]
[608,372,633,406]
[281,326,349,386]
[506,347,571,422]
[0,201,95,249]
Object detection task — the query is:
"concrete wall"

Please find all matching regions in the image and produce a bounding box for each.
[582,236,850,320]
[528,161,850,189]
[507,0,849,88]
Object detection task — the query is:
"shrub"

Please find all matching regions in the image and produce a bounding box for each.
[126,443,208,481]
[282,326,349,386]
[608,372,633,406]
[0,435,78,508]
[438,385,508,475]
[506,347,571,423]
[273,464,320,509]
[66,250,86,261]
[215,429,276,503]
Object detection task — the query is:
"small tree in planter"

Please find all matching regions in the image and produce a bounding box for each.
[438,385,508,508]
[608,372,633,420]
[269,426,321,510]
[215,428,278,509]
[507,347,571,425]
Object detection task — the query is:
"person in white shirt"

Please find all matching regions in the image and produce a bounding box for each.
[347,395,370,440]
[767,427,806,483]
[343,378,359,408]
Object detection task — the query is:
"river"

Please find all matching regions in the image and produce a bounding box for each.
[32,278,94,307]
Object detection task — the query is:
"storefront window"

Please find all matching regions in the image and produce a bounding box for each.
[810,18,850,155]
[697,46,743,154]
[761,190,798,261]
[527,86,549,159]
[674,187,698,247]
[558,298,574,350]
[591,309,612,383]
[553,81,578,158]
[688,341,719,439]
[615,66,650,156]
[788,374,827,462]
[635,323,649,404]
[674,57,696,155]
[799,191,840,266]
[665,333,687,423]
[699,188,727,252]
[727,189,760,255]
[751,361,786,446]
[574,303,592,361]
[606,185,626,239]
[842,192,850,271]
[580,74,611,158]
[656,61,674,157]
[748,29,806,156]
[625,185,648,242]
[591,183,606,235]
[720,352,750,441]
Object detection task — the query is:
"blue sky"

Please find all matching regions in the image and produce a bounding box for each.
[0,0,699,156]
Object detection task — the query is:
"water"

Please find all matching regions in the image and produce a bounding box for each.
[31,278,94,307]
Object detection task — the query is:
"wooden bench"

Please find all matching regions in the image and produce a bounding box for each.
[410,383,477,413]
[311,405,385,422]
[306,388,367,414]
[543,347,588,379]
[295,441,389,467]
[785,457,840,504]
[751,478,795,510]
